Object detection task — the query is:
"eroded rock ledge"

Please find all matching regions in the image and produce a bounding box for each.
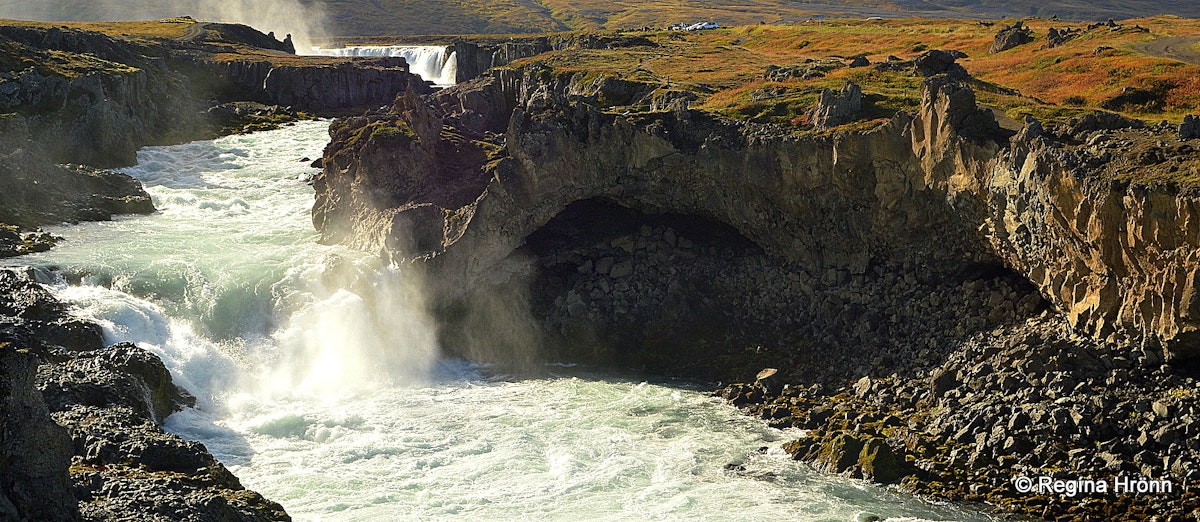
[315,56,1200,518]
[315,62,1200,365]
[0,20,429,249]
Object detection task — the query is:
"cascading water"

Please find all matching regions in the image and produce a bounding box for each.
[309,45,458,86]
[6,121,991,521]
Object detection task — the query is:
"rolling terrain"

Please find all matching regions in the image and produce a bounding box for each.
[2,0,1200,37]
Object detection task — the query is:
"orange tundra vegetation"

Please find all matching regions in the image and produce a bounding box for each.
[504,15,1200,128]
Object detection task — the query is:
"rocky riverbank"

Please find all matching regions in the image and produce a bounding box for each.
[0,18,440,520]
[313,43,1200,518]
[0,269,290,521]
[717,312,1200,519]
[0,18,430,253]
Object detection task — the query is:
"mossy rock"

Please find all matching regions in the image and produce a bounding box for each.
[813,432,866,474]
[369,121,416,142]
[857,437,904,484]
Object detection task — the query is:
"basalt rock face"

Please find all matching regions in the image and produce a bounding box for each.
[0,145,155,228]
[0,25,209,168]
[318,68,999,281]
[450,34,658,84]
[1,20,427,245]
[451,39,553,83]
[316,62,1200,371]
[0,344,78,522]
[985,119,1200,358]
[315,66,1036,374]
[209,57,434,113]
[0,269,289,521]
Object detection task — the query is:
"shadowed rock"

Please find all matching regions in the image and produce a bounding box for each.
[990,21,1034,53]
[810,81,863,129]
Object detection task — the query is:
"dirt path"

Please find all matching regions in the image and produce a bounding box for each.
[173,22,210,43]
[1132,35,1200,65]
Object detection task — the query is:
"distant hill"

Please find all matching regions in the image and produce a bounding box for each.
[2,0,1200,38]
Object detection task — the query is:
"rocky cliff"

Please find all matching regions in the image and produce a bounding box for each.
[0,20,430,238]
[313,53,1200,518]
[985,120,1200,358]
[0,21,432,167]
[314,55,1200,368]
[0,18,436,521]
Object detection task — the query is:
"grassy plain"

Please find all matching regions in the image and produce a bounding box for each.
[500,15,1200,128]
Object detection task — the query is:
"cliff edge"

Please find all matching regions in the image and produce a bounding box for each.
[314,47,1200,518]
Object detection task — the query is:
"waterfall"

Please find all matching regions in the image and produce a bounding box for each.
[308,45,458,86]
[5,120,993,522]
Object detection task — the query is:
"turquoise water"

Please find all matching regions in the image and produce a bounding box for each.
[10,121,989,521]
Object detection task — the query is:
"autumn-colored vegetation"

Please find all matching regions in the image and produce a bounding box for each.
[5,14,1200,128]
[503,15,1200,128]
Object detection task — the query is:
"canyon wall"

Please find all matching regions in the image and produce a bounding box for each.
[985,123,1200,357]
[315,61,1200,365]
[0,21,428,234]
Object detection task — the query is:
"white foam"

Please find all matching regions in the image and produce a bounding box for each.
[308,45,458,86]
[20,121,991,522]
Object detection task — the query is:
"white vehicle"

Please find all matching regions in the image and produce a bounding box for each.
[686,21,719,31]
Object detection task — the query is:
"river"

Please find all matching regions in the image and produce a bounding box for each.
[8,120,989,521]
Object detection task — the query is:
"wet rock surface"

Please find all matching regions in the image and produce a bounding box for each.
[316,55,1200,518]
[0,270,289,521]
[716,315,1200,519]
[1,343,77,522]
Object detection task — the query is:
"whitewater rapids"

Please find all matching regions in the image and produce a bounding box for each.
[8,120,989,522]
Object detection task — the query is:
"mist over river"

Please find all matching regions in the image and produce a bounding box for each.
[6,120,990,521]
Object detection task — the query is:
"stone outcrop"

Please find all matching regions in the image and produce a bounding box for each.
[0,19,428,249]
[0,344,77,522]
[0,146,155,228]
[449,33,658,84]
[809,81,862,129]
[315,54,1200,369]
[1047,26,1083,48]
[1181,114,1200,140]
[0,22,430,167]
[0,270,289,521]
[990,21,1034,53]
[208,57,434,113]
[984,116,1200,358]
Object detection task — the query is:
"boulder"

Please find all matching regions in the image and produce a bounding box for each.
[0,345,78,522]
[813,433,866,474]
[990,22,1034,53]
[1180,115,1200,140]
[914,49,968,79]
[857,438,904,483]
[810,81,863,129]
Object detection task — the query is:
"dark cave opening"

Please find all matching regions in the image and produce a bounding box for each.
[502,197,1049,384]
[520,198,778,380]
[1170,353,1200,380]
